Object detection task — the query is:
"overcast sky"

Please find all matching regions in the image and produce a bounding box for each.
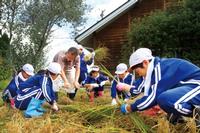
[45,0,128,63]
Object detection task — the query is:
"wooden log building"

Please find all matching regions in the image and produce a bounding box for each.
[75,0,177,73]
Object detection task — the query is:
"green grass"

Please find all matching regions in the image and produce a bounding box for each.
[0,80,9,91]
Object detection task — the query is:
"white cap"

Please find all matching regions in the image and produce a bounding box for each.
[22,64,34,76]
[115,63,127,74]
[77,44,83,50]
[129,48,153,68]
[89,65,99,73]
[48,62,61,75]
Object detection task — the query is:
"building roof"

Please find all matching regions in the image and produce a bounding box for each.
[75,0,138,45]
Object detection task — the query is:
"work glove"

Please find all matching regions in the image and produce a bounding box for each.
[100,81,107,87]
[121,104,130,114]
[90,83,99,88]
[52,102,59,111]
[116,82,134,92]
[116,82,127,91]
[111,98,117,106]
[124,98,129,102]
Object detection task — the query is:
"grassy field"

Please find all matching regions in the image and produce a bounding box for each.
[0,88,199,133]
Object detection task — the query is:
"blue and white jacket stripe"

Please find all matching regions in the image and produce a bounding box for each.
[130,57,200,112]
[18,74,56,105]
[4,73,25,98]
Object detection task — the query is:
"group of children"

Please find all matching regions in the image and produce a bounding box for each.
[2,46,200,128]
[1,45,137,118]
[2,62,61,117]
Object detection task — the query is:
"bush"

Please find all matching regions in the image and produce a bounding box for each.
[0,80,9,91]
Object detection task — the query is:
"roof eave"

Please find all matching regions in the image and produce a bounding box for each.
[75,0,138,44]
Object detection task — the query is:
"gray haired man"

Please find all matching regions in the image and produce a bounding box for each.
[53,47,80,100]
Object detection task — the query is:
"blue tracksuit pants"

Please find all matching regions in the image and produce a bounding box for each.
[158,83,200,116]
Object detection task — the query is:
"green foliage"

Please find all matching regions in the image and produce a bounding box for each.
[0,33,13,80]
[0,80,10,91]
[122,0,200,66]
[0,33,10,59]
[0,65,12,81]
[0,0,88,70]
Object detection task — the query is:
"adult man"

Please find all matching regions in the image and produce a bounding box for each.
[53,47,80,100]
[119,48,200,125]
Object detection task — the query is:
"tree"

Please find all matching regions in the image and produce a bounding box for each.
[0,0,88,71]
[0,33,12,80]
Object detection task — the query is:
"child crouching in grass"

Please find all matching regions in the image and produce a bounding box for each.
[83,65,109,102]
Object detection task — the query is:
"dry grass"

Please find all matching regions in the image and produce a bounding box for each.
[0,89,199,133]
[84,46,110,64]
[94,46,110,63]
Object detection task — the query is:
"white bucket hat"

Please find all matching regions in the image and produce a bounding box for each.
[89,65,100,73]
[115,63,127,74]
[22,64,34,76]
[129,48,153,68]
[48,62,61,75]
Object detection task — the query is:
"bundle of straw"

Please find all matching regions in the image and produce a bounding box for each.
[78,105,117,123]
[84,46,110,63]
[100,63,118,82]
[59,105,81,112]
[130,113,153,133]
[94,46,110,63]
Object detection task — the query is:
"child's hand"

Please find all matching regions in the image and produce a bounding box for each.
[100,80,110,86]
[116,82,126,91]
[111,98,117,106]
[116,82,134,92]
[121,104,132,114]
[86,84,93,91]
[52,102,59,111]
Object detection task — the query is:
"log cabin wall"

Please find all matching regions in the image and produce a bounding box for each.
[91,0,165,73]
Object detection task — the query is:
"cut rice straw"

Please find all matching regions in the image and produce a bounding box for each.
[130,113,154,133]
[94,46,110,63]
[100,63,118,83]
[99,63,123,105]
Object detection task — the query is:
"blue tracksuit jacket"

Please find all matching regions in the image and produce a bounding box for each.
[15,73,56,110]
[83,73,108,92]
[79,52,94,83]
[130,57,200,116]
[3,72,28,98]
[111,73,135,99]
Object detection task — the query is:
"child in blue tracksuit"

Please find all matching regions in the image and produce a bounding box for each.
[110,63,135,105]
[77,45,95,85]
[15,62,61,118]
[119,48,200,125]
[83,65,109,102]
[2,64,34,108]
